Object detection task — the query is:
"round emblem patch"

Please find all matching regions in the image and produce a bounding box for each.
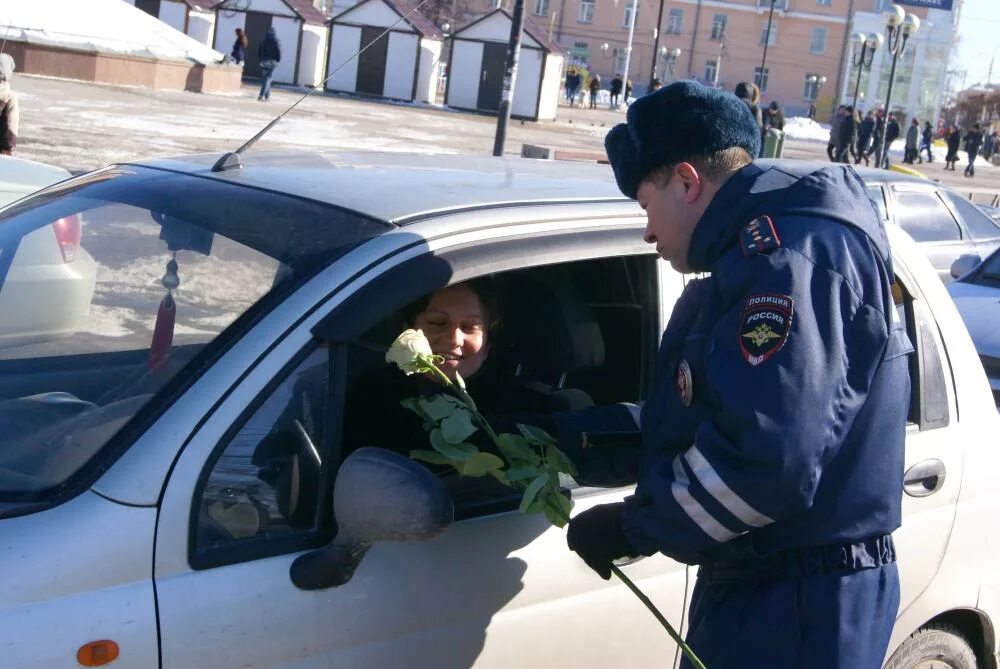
[677,359,693,407]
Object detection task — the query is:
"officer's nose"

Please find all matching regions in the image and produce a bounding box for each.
[643,221,656,245]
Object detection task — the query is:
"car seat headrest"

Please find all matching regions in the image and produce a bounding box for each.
[501,271,605,379]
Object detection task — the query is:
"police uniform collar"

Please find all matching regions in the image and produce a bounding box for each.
[687,162,766,272]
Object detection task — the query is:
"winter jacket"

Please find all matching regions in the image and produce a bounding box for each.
[0,82,19,154]
[258,29,282,64]
[905,125,919,151]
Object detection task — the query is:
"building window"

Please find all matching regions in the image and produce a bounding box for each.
[578,0,594,22]
[760,20,776,47]
[667,8,682,34]
[710,14,727,40]
[534,0,549,16]
[614,48,627,74]
[489,0,502,8]
[810,27,827,54]
[705,59,718,85]
[874,0,893,10]
[817,0,832,5]
[803,72,821,100]
[757,0,788,8]
[754,66,769,92]
[623,0,637,29]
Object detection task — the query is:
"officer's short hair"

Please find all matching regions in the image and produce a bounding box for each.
[643,147,753,190]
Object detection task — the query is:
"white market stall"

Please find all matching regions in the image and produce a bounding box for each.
[125,0,220,47]
[212,0,330,87]
[445,9,564,121]
[325,0,443,103]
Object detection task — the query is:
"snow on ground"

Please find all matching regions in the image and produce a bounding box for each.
[1,0,227,65]
[783,117,831,143]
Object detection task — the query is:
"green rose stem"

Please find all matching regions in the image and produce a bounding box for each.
[414,352,707,669]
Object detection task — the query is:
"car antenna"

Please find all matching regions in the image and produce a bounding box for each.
[212,0,436,173]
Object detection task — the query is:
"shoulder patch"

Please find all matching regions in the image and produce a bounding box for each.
[739,215,780,257]
[739,293,793,366]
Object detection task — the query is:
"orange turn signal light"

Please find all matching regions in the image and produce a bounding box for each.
[77,640,120,666]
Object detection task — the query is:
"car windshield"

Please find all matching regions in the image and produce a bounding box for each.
[0,167,388,500]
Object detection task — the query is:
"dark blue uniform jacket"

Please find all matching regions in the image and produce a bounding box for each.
[570,162,912,567]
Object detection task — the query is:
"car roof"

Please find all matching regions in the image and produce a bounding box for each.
[130,151,629,225]
[126,152,933,225]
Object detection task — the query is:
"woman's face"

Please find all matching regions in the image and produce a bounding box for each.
[413,285,489,381]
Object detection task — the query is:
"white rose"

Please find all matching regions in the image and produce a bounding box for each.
[386,328,434,374]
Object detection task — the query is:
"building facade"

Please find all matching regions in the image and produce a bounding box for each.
[461,0,958,120]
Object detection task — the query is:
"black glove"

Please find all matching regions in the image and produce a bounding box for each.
[566,502,638,580]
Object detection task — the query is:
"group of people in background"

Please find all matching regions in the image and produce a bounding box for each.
[564,67,632,110]
[823,104,997,177]
[228,27,282,102]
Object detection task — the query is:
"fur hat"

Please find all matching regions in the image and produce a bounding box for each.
[604,80,761,199]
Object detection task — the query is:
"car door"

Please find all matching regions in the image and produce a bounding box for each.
[886,256,964,619]
[153,219,692,669]
[889,185,971,282]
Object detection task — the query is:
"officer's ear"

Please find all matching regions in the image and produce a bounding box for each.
[674,162,703,204]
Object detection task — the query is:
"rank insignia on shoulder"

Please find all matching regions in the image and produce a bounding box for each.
[740,215,780,257]
[739,293,793,366]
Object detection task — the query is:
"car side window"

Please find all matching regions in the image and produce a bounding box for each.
[893,274,950,430]
[941,191,1000,240]
[193,347,332,567]
[867,185,888,221]
[893,191,962,243]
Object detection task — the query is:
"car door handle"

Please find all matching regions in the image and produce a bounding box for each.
[903,459,945,498]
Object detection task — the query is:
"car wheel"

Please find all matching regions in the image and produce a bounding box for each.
[884,622,978,669]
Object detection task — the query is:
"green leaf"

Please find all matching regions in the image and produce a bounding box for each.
[409,449,454,466]
[429,428,479,461]
[497,433,541,466]
[400,397,427,419]
[519,472,550,514]
[506,465,542,482]
[456,452,505,477]
[517,423,555,446]
[490,469,510,485]
[440,407,478,444]
[418,395,462,422]
[541,491,572,527]
[545,444,578,476]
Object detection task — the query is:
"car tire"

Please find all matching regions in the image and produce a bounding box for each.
[884,622,978,669]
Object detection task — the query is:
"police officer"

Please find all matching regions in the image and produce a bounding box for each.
[563,81,912,668]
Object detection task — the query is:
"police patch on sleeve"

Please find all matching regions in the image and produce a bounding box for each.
[739,294,794,366]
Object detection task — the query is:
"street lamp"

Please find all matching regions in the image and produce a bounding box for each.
[807,73,827,107]
[850,32,882,112]
[661,47,681,83]
[876,5,920,169]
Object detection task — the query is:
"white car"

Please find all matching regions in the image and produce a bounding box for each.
[948,248,1000,407]
[0,156,97,348]
[0,153,998,669]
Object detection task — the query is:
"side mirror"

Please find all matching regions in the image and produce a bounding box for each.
[950,253,981,279]
[290,447,453,590]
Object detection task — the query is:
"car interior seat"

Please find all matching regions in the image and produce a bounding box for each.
[498,269,605,412]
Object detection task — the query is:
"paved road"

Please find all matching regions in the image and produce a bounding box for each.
[11,74,1000,200]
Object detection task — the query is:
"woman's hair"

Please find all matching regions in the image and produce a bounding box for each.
[400,277,502,335]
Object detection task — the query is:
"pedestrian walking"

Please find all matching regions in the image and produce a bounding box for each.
[904,118,919,164]
[808,102,817,120]
[765,100,785,131]
[610,74,623,108]
[588,73,601,110]
[827,105,845,162]
[856,110,875,165]
[964,123,984,178]
[624,79,633,106]
[882,113,900,168]
[230,28,248,65]
[838,106,857,163]
[918,121,934,163]
[565,79,910,669]
[945,125,961,170]
[256,27,281,101]
[867,110,885,165]
[0,54,19,156]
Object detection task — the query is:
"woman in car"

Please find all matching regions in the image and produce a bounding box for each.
[342,278,562,462]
